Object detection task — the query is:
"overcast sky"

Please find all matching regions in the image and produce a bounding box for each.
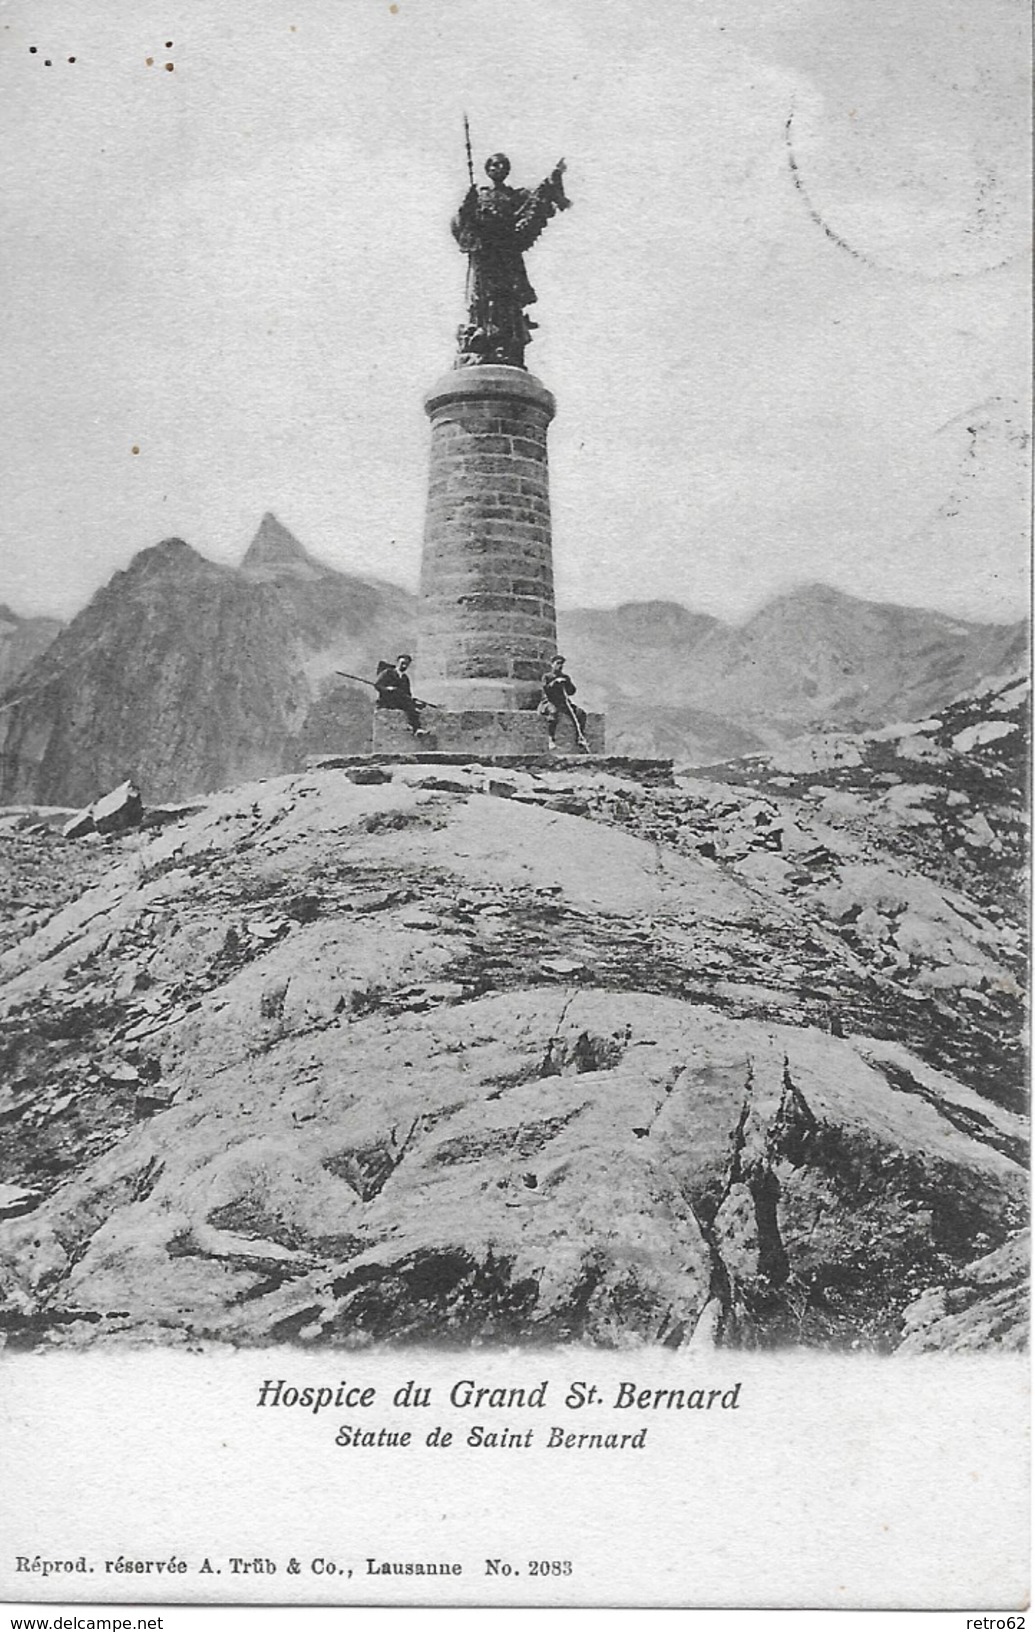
[1,0,1030,624]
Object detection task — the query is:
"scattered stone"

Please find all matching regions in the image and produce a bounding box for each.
[0,1183,42,1220]
[286,893,321,924]
[854,907,890,945]
[817,788,869,816]
[399,981,465,1010]
[414,776,472,794]
[897,736,947,764]
[93,780,144,836]
[990,681,1028,713]
[135,1082,177,1111]
[540,957,584,977]
[104,1060,140,1085]
[345,765,391,785]
[733,852,792,888]
[61,780,144,840]
[884,784,938,823]
[961,813,997,849]
[114,966,144,1001]
[952,720,1017,753]
[247,918,289,941]
[62,806,95,840]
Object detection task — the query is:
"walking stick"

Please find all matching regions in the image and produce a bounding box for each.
[334,672,443,710]
[559,689,590,752]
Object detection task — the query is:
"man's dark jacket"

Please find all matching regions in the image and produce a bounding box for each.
[375,665,413,707]
[542,671,578,708]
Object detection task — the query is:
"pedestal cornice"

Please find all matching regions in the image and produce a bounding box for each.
[424,366,555,421]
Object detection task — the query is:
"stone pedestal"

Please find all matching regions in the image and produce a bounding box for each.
[419,366,560,713]
[410,361,605,757]
[373,706,605,758]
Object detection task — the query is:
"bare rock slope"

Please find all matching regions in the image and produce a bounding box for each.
[0,518,415,808]
[0,674,1026,1352]
[0,605,62,692]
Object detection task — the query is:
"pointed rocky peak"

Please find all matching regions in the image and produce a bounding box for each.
[240,512,325,581]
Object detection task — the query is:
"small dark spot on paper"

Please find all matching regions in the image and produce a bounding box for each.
[29,45,37,53]
[165,40,173,48]
[131,446,140,455]
[145,56,153,66]
[165,61,174,71]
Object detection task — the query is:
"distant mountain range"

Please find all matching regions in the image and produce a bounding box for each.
[0,514,1026,804]
[559,585,1027,760]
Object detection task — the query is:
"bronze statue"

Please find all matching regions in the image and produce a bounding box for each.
[452,149,570,369]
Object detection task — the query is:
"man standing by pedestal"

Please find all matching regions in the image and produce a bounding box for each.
[374,654,429,737]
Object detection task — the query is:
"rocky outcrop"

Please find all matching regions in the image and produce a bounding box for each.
[0,711,1025,1351]
[63,779,143,839]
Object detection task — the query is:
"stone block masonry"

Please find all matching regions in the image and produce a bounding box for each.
[373,706,605,758]
[419,366,561,712]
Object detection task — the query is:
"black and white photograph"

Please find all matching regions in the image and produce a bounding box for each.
[0,0,1029,1614]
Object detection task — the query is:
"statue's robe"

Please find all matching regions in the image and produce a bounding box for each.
[452,173,569,365]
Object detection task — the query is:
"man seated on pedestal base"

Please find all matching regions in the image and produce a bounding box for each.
[374,654,430,736]
[538,654,588,750]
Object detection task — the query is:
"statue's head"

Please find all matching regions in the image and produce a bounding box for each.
[484,153,511,184]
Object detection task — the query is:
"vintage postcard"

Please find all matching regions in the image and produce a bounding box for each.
[0,0,1029,1613]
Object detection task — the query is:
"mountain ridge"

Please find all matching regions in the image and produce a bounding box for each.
[0,518,1027,804]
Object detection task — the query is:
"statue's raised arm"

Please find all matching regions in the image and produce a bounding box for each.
[451,151,572,370]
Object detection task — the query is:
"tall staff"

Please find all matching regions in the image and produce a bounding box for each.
[463,112,475,189]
